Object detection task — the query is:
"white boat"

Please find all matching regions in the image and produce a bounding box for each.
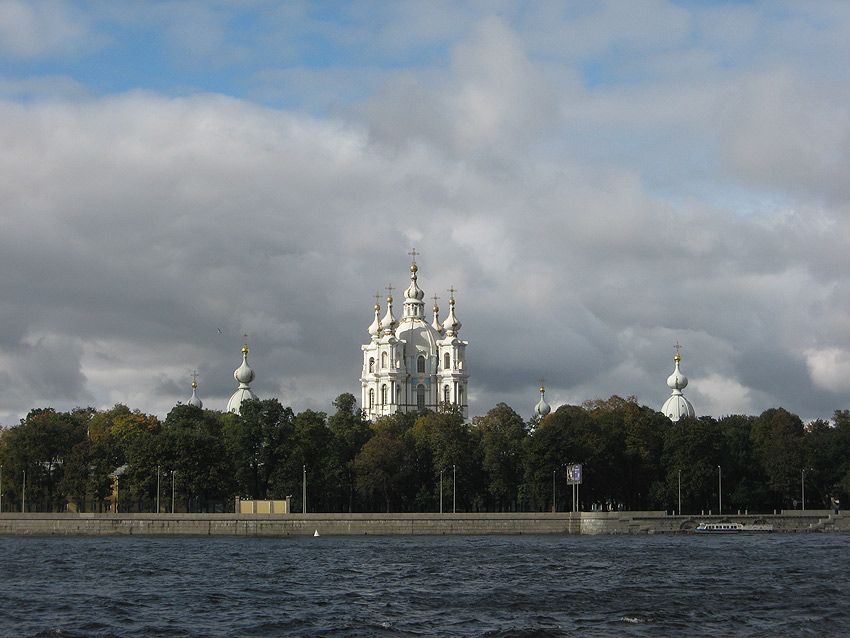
[694,522,773,533]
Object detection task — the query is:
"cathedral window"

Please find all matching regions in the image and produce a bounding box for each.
[458,386,463,404]
[444,385,450,404]
[417,355,426,373]
[382,384,388,405]
[382,352,388,369]
[369,389,374,409]
[444,352,451,370]
[369,357,375,373]
[416,385,425,411]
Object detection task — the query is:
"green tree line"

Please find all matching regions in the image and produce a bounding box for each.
[1,394,849,514]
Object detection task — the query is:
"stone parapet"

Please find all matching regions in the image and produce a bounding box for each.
[0,511,843,536]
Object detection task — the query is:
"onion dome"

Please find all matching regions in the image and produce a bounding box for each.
[431,295,443,334]
[442,288,462,336]
[368,294,381,341]
[187,371,203,408]
[534,380,551,417]
[662,345,695,422]
[380,287,397,336]
[227,340,258,415]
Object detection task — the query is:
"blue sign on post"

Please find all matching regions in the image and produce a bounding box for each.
[566,464,582,485]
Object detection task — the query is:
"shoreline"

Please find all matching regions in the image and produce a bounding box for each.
[0,510,845,536]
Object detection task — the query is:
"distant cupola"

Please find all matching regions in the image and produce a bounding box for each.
[431,294,443,334]
[227,338,258,415]
[368,293,382,341]
[534,379,551,418]
[187,371,203,408]
[442,287,462,336]
[662,344,695,422]
[380,287,397,336]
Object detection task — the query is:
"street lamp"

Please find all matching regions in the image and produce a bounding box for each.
[302,465,307,514]
[0,464,3,514]
[171,470,176,514]
[440,469,443,515]
[801,469,806,511]
[678,469,681,516]
[22,469,26,513]
[717,465,722,515]
[156,465,161,514]
[552,469,556,513]
[453,464,456,514]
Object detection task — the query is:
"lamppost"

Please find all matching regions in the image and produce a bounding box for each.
[22,469,26,513]
[552,469,556,513]
[302,465,307,514]
[0,464,3,513]
[171,470,176,514]
[801,469,806,511]
[440,469,443,514]
[156,465,161,514]
[453,464,456,514]
[678,469,682,516]
[717,465,722,515]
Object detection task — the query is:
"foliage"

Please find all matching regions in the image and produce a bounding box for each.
[3,395,850,515]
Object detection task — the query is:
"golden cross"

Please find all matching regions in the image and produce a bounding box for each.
[408,248,419,264]
[386,284,394,299]
[447,285,457,300]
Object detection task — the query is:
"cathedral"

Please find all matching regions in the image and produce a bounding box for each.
[360,253,469,421]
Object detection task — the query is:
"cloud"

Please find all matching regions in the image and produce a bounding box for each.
[0,0,94,59]
[1,3,850,428]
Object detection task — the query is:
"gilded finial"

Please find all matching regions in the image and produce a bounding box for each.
[432,293,439,312]
[539,377,546,393]
[674,341,681,362]
[192,370,199,389]
[374,291,381,311]
[243,334,249,354]
[386,284,394,304]
[447,285,457,304]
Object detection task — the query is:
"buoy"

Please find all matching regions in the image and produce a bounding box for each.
[314,529,320,537]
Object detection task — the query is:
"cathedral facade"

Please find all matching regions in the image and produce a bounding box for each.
[360,255,469,421]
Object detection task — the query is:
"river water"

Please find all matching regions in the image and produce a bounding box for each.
[1,533,847,637]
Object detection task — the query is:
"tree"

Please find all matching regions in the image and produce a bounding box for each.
[661,416,723,514]
[751,408,804,509]
[475,403,527,511]
[328,393,372,512]
[223,398,294,500]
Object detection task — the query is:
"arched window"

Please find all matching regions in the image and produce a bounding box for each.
[369,357,375,373]
[382,384,388,405]
[416,385,426,411]
[369,389,374,409]
[444,385,451,404]
[458,386,463,405]
[444,352,451,370]
[381,352,388,369]
[417,355,426,373]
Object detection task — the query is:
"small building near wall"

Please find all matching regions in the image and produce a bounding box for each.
[236,497,291,514]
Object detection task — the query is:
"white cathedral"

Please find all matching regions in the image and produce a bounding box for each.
[360,253,469,421]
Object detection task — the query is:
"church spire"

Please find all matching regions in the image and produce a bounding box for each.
[534,378,551,417]
[227,336,258,415]
[188,370,203,408]
[662,342,695,422]
[442,286,462,336]
[380,285,397,336]
[431,294,443,334]
[368,292,382,341]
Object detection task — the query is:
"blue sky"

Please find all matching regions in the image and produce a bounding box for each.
[1,1,849,425]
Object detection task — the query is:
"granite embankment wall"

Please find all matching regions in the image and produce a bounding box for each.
[0,510,846,536]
